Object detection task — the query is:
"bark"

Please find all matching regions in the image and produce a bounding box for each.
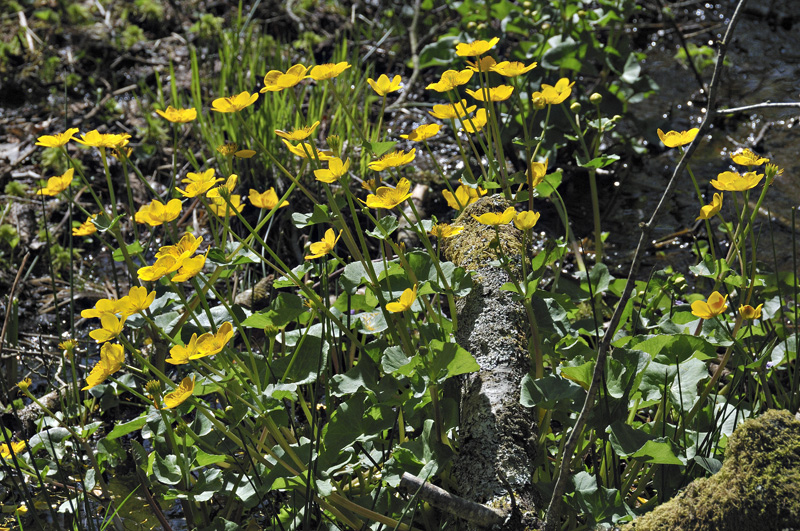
[441,195,541,530]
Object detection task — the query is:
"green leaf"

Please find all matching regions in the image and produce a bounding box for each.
[364,141,397,158]
[520,373,584,409]
[534,171,562,198]
[271,334,329,385]
[560,361,595,390]
[192,468,223,502]
[607,421,654,456]
[241,292,306,329]
[542,36,581,71]
[105,414,147,440]
[291,204,330,228]
[112,241,143,262]
[323,395,394,453]
[632,438,685,465]
[578,154,620,169]
[382,345,420,376]
[620,52,642,84]
[153,453,182,485]
[274,261,313,288]
[195,450,227,467]
[366,215,399,240]
[330,355,380,396]
[417,36,459,69]
[429,340,479,383]
[669,357,708,412]
[93,212,122,233]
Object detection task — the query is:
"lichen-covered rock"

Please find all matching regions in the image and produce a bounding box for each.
[441,195,540,529]
[624,409,800,531]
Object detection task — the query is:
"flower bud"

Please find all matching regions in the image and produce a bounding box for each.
[570,102,582,113]
[589,92,603,105]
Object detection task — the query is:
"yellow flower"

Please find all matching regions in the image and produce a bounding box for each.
[472,206,517,226]
[466,56,497,72]
[361,179,378,192]
[207,195,244,217]
[490,60,537,77]
[429,223,464,238]
[138,255,179,282]
[59,339,77,359]
[305,228,342,260]
[730,148,768,166]
[540,78,575,105]
[17,377,32,391]
[75,130,131,148]
[211,91,259,113]
[178,168,222,198]
[155,106,197,123]
[36,128,79,148]
[428,100,476,120]
[36,168,74,196]
[167,333,199,365]
[400,124,441,142]
[465,85,514,102]
[0,440,26,460]
[386,285,418,313]
[134,198,182,226]
[739,304,763,320]
[530,158,548,187]
[82,342,125,390]
[657,128,699,148]
[193,322,234,359]
[314,157,350,183]
[531,91,547,110]
[81,298,126,319]
[89,313,127,343]
[206,174,238,201]
[216,143,255,158]
[368,148,416,171]
[309,61,351,81]
[460,108,488,134]
[261,64,310,92]
[696,193,723,220]
[163,376,195,409]
[455,37,499,57]
[367,74,403,96]
[119,286,156,315]
[157,233,203,262]
[249,188,289,209]
[442,183,486,210]
[691,291,728,319]
[710,171,764,192]
[514,210,541,231]
[73,214,97,236]
[281,139,334,161]
[362,178,413,209]
[275,121,320,141]
[172,252,208,282]
[426,69,474,92]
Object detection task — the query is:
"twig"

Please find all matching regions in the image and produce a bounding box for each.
[398,472,508,527]
[0,252,30,357]
[654,0,707,95]
[718,102,800,115]
[543,1,750,529]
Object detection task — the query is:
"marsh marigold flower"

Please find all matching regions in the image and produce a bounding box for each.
[426,69,474,92]
[36,128,79,148]
[156,106,197,123]
[138,256,179,282]
[442,182,486,210]
[83,342,125,390]
[119,286,156,315]
[731,148,768,166]
[429,223,464,238]
[17,377,32,391]
[386,285,418,313]
[179,169,222,198]
[367,74,402,96]
[249,188,288,209]
[400,124,440,142]
[75,130,131,149]
[362,178,413,209]
[465,85,514,102]
[0,440,26,460]
[491,60,537,77]
[275,121,320,141]
[193,322,234,359]
[305,228,342,260]
[460,108,488,134]
[281,139,334,161]
[309,62,351,81]
[81,297,126,319]
[691,291,728,319]
[158,233,203,262]
[314,157,350,183]
[36,168,74,196]
[368,148,416,171]
[456,37,499,57]
[89,314,127,343]
[172,252,208,282]
[207,195,244,217]
[211,91,258,113]
[514,211,541,231]
[657,128,698,148]
[135,198,182,226]
[163,376,195,409]
[466,56,497,72]
[530,158,548,187]
[739,304,763,320]
[711,171,763,192]
[540,78,575,105]
[472,206,516,226]
[206,174,238,201]
[73,214,97,236]
[217,143,255,158]
[696,193,723,220]
[261,64,310,92]
[428,100,476,120]
[167,333,199,365]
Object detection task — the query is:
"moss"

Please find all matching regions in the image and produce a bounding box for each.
[624,409,800,531]
[440,195,523,272]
